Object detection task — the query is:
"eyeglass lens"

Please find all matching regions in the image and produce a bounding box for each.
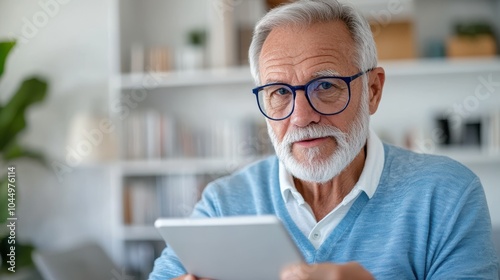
[256,77,349,120]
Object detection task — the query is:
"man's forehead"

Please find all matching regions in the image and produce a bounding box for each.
[259,21,355,79]
[258,48,352,84]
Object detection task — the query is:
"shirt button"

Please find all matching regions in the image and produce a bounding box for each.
[312,232,321,240]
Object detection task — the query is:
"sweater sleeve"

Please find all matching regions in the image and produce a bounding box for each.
[426,176,499,279]
[148,182,221,280]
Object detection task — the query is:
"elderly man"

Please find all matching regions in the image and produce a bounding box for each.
[150,0,499,279]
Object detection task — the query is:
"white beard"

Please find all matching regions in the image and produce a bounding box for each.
[267,89,370,183]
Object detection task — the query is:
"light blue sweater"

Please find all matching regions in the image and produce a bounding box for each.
[150,144,499,279]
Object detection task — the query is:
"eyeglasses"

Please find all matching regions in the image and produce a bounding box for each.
[252,69,372,121]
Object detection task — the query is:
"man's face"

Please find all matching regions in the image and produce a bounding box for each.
[259,21,371,182]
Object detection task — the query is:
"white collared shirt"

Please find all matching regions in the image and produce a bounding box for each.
[279,129,385,249]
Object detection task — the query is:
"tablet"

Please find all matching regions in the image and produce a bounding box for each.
[154,215,304,280]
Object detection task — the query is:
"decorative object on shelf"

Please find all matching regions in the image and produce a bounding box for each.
[66,113,117,164]
[237,25,253,66]
[431,109,500,152]
[446,21,497,58]
[462,120,482,147]
[434,116,452,146]
[130,43,144,73]
[370,21,416,60]
[178,29,206,71]
[147,46,172,72]
[208,0,236,68]
[0,40,48,275]
[425,39,446,58]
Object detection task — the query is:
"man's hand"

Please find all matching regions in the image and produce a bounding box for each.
[172,274,212,280]
[280,262,374,280]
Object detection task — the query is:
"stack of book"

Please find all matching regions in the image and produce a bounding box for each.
[123,174,225,225]
[123,111,273,159]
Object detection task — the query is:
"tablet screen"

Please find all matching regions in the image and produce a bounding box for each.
[154,215,304,280]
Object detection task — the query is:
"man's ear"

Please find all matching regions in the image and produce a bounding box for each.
[368,67,385,115]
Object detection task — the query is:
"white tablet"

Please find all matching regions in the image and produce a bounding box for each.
[154,215,304,280]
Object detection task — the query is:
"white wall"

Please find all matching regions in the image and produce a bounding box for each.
[0,0,115,256]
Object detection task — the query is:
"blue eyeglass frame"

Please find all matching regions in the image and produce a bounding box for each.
[252,68,373,121]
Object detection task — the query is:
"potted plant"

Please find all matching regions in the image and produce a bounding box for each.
[0,40,48,276]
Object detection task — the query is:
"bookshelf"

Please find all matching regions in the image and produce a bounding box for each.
[107,0,500,279]
[109,70,271,278]
[108,2,271,278]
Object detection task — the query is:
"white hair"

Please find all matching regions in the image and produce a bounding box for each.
[248,0,378,85]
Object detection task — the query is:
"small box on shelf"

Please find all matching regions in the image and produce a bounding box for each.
[446,35,496,58]
[446,21,497,58]
[370,21,417,60]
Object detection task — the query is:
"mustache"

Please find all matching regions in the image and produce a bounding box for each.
[282,124,347,145]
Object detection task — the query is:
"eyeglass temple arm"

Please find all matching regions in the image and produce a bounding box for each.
[349,68,374,81]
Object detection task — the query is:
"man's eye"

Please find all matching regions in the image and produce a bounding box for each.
[276,88,290,95]
[318,82,333,90]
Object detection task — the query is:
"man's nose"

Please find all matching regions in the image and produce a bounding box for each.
[290,90,321,127]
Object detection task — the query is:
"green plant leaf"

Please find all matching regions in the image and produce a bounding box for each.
[0,178,7,227]
[2,143,47,166]
[0,41,16,79]
[0,77,48,151]
[0,236,35,273]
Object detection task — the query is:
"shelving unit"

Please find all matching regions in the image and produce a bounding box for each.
[107,2,270,278]
[107,0,500,278]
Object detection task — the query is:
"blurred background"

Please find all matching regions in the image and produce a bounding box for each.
[0,0,499,279]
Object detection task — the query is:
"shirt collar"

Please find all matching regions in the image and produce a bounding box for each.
[279,129,385,203]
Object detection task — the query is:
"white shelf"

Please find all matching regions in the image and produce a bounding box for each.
[119,157,266,176]
[122,225,163,241]
[117,58,500,90]
[118,66,254,90]
[380,57,500,77]
[434,147,500,165]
